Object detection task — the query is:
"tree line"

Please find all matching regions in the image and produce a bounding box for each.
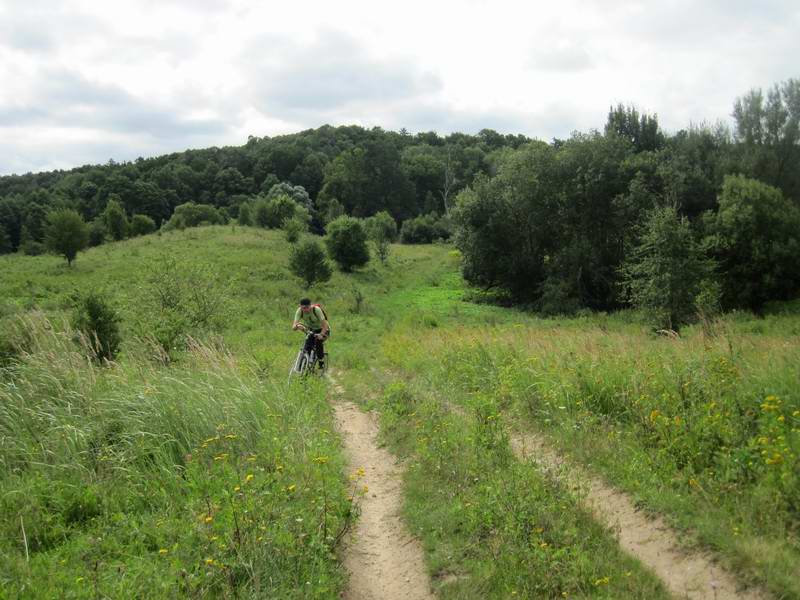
[0,125,521,255]
[2,78,798,326]
[453,78,800,327]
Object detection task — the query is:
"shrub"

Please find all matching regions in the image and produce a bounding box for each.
[139,256,229,358]
[400,212,451,243]
[324,216,370,272]
[163,202,224,230]
[289,238,333,289]
[103,197,128,241]
[44,209,89,266]
[88,219,107,247]
[71,292,122,362]
[254,195,308,229]
[129,214,156,237]
[282,216,307,243]
[20,239,46,256]
[365,211,397,263]
[238,201,253,226]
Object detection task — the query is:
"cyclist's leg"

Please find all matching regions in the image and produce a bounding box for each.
[312,329,324,369]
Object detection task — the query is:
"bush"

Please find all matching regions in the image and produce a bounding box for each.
[163,202,224,230]
[238,201,253,226]
[139,256,229,358]
[71,292,122,362]
[282,216,307,243]
[400,212,451,243]
[103,197,128,241]
[44,209,89,266]
[254,195,308,229]
[129,214,156,237]
[324,216,370,272]
[365,211,397,263]
[20,239,46,256]
[88,219,107,247]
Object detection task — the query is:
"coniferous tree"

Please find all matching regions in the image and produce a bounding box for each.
[289,238,333,288]
[620,205,714,330]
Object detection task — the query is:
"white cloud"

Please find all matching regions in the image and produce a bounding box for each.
[0,0,798,175]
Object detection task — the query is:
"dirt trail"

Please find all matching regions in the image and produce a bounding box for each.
[330,377,434,600]
[510,431,768,600]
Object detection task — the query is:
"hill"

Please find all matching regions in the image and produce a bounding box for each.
[1,227,798,598]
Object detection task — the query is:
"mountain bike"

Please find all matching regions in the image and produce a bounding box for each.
[288,328,328,381]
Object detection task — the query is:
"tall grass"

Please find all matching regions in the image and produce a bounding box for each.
[0,314,351,598]
[380,318,800,597]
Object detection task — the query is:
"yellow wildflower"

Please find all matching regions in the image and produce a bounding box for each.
[245,474,254,483]
[204,516,213,523]
[159,548,168,555]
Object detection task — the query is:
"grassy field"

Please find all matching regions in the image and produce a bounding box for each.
[1,226,798,598]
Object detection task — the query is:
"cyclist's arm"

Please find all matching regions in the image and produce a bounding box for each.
[320,320,329,337]
[292,308,305,331]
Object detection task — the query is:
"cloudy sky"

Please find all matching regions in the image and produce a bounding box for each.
[0,0,797,175]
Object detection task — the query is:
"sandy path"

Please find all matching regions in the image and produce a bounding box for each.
[330,378,434,600]
[510,431,768,600]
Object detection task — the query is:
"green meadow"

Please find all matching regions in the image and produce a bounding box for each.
[1,226,798,598]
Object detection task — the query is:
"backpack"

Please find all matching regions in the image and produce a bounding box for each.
[313,303,330,323]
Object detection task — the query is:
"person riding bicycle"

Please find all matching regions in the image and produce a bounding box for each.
[292,298,329,370]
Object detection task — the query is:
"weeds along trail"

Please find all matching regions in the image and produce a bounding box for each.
[508,430,769,600]
[328,373,434,600]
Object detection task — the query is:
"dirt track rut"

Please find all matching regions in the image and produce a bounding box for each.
[330,377,433,600]
[510,431,768,600]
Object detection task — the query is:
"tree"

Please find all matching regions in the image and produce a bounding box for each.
[365,211,398,262]
[620,205,714,330]
[732,79,800,200]
[103,197,128,240]
[88,219,107,247]
[238,201,253,226]
[289,238,333,289]
[324,216,370,272]
[45,209,89,266]
[129,214,156,236]
[265,182,312,212]
[703,174,800,311]
[253,194,308,229]
[0,225,11,254]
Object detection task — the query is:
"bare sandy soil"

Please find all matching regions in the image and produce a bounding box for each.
[510,431,768,600]
[330,377,434,600]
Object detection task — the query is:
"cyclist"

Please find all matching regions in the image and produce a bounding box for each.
[292,298,329,370]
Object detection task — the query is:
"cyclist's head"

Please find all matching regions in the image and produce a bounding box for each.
[299,298,311,312]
